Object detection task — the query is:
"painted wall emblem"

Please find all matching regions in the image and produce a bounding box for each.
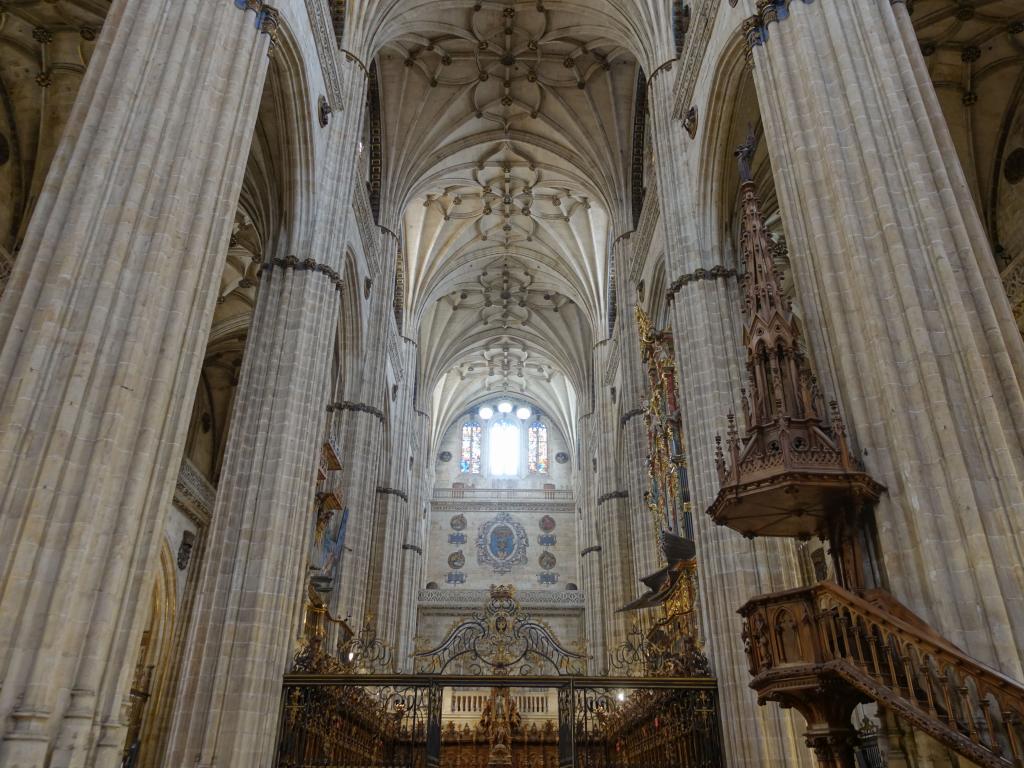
[538,534,556,546]
[448,532,467,545]
[539,515,556,532]
[476,512,528,573]
[539,550,556,570]
[450,513,467,531]
[448,550,466,569]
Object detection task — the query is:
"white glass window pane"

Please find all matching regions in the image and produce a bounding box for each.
[489,420,520,476]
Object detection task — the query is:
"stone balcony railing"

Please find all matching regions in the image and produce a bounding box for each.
[432,487,573,501]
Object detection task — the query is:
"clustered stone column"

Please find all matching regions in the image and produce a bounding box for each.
[366,333,419,654]
[647,71,811,766]
[163,53,370,768]
[393,406,431,670]
[614,258,662,591]
[745,0,1024,679]
[591,340,634,657]
[575,418,608,674]
[329,230,398,634]
[0,1,275,765]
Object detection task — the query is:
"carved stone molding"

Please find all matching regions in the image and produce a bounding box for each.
[353,171,382,277]
[431,500,574,514]
[672,0,722,121]
[629,178,660,281]
[260,255,343,291]
[231,0,280,49]
[596,489,628,506]
[327,400,385,423]
[620,407,645,426]
[173,458,216,528]
[387,333,404,382]
[417,588,584,608]
[302,0,344,104]
[666,264,737,302]
[602,338,620,385]
[1001,252,1024,327]
[376,486,408,501]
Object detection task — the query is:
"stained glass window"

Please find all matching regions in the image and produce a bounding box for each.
[489,419,520,476]
[460,421,481,474]
[528,421,548,474]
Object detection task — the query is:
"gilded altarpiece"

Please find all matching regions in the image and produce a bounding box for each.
[621,308,702,655]
[636,307,691,540]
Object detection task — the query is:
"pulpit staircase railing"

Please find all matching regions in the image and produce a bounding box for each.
[740,581,1024,768]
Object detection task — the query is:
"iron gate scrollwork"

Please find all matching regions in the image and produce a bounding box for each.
[277,675,724,768]
[572,684,723,768]
[413,585,587,676]
[558,682,575,768]
[279,679,438,768]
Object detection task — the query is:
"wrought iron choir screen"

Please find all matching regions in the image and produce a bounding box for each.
[276,586,724,767]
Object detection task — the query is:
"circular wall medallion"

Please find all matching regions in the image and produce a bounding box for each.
[539,514,556,532]
[476,512,528,573]
[450,513,467,531]
[1005,147,1024,185]
[555,451,569,464]
[438,450,452,463]
[539,551,556,570]
[448,550,465,569]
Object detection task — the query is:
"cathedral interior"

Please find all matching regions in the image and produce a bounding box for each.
[1,1,1024,767]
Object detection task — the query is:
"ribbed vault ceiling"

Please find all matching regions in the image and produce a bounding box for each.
[371,0,646,449]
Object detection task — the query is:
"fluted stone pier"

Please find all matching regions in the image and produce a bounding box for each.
[647,70,811,767]
[747,0,1024,679]
[163,54,369,767]
[0,2,274,765]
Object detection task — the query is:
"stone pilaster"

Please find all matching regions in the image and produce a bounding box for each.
[0,2,274,765]
[647,72,811,766]
[747,0,1024,677]
[162,56,369,767]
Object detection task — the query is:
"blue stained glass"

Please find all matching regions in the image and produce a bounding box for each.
[460,421,481,474]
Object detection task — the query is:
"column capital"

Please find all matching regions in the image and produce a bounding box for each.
[233,0,280,47]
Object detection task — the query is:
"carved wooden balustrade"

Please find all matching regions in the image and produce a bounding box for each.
[740,581,1024,768]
